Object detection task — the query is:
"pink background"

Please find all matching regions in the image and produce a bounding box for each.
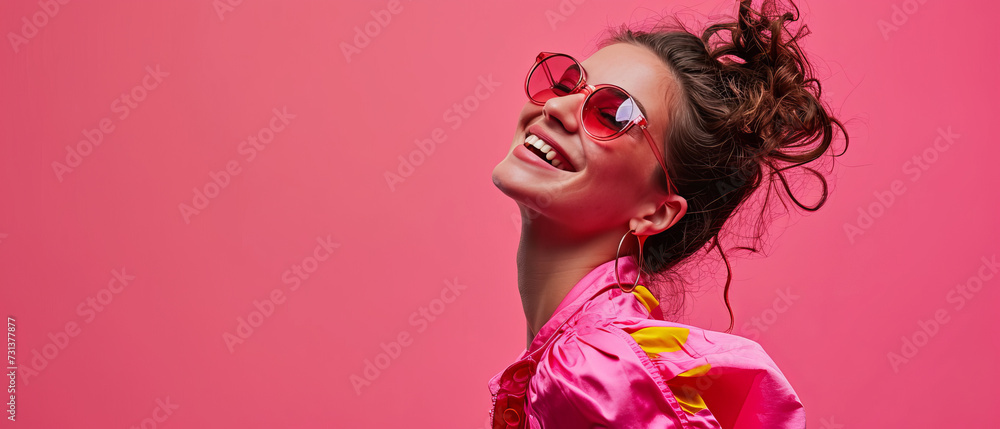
[1,0,998,427]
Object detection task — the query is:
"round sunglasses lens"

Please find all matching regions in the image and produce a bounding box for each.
[527,55,582,103]
[582,87,639,138]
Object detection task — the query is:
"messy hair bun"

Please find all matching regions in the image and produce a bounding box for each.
[603,0,849,330]
[710,0,842,176]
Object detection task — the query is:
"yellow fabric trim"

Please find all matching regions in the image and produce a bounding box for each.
[667,364,713,414]
[628,326,689,359]
[669,384,708,415]
[677,363,712,378]
[631,285,660,314]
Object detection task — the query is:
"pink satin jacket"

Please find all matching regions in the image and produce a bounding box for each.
[488,256,805,428]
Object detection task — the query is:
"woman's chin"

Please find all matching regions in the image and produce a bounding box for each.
[491,168,526,203]
[492,158,539,200]
[491,156,520,194]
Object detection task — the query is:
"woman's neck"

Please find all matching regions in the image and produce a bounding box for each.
[515,213,623,349]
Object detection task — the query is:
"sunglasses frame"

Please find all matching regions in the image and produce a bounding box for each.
[524,52,678,196]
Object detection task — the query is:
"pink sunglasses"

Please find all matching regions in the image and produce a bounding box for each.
[525,52,678,195]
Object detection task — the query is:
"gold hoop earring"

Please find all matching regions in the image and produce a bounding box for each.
[615,229,648,293]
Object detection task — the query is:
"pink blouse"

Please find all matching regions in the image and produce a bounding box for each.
[488,256,805,428]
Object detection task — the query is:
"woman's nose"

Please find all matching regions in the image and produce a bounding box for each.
[540,91,586,134]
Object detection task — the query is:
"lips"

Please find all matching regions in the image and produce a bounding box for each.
[522,131,576,172]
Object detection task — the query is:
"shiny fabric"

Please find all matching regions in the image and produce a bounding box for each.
[488,256,805,428]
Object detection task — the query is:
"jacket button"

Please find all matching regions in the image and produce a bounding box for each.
[503,408,521,426]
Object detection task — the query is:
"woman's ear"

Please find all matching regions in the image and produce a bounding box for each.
[630,193,687,236]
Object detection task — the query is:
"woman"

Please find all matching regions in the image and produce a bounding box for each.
[488,0,847,427]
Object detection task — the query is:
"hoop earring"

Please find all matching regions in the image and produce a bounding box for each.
[615,229,648,293]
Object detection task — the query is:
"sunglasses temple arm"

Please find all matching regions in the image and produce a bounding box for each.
[640,125,678,196]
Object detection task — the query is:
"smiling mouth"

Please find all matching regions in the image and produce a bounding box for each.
[523,134,575,172]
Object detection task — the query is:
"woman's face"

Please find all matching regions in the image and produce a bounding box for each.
[492,42,686,237]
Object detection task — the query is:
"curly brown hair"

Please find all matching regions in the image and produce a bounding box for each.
[604,0,850,331]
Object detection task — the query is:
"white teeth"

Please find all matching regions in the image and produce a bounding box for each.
[524,133,572,171]
[525,134,555,155]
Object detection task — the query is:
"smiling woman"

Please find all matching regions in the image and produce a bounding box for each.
[489,0,848,427]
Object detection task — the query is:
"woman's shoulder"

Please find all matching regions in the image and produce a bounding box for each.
[596,285,787,370]
[533,286,805,427]
[560,284,777,370]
